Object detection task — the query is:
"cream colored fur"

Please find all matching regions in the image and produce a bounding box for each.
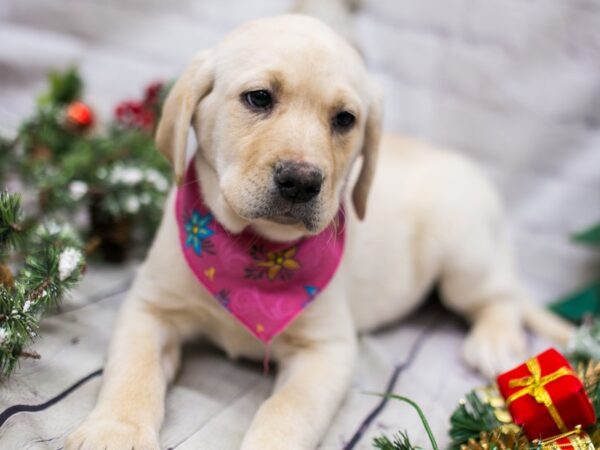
[65,15,573,450]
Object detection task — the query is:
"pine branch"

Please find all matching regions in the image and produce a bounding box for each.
[0,193,85,377]
[374,432,421,450]
[0,67,175,376]
[38,66,82,106]
[0,192,23,252]
[448,391,501,450]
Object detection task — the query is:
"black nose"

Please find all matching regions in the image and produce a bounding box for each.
[274,161,323,203]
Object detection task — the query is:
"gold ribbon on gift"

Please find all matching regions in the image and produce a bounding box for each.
[506,356,578,433]
[537,426,595,450]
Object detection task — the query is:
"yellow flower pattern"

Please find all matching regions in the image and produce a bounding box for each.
[245,245,301,281]
[256,247,300,280]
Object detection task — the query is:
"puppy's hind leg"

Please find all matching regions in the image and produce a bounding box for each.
[438,216,572,378]
[65,290,182,450]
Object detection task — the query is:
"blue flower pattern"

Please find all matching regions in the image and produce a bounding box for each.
[185,210,215,256]
[302,285,319,308]
[304,286,318,298]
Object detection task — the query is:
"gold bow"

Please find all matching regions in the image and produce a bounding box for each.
[506,357,578,433]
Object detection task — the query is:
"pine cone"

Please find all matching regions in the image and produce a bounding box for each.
[89,194,132,263]
[0,264,14,288]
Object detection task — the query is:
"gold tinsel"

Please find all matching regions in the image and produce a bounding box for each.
[590,429,600,450]
[460,429,530,450]
[457,362,600,450]
[579,361,600,449]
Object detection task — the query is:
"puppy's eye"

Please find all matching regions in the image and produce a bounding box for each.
[332,111,355,131]
[244,90,273,111]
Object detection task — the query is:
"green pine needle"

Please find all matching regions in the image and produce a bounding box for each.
[38,66,82,106]
[368,393,439,450]
[374,431,422,450]
[0,67,173,377]
[0,192,23,252]
[0,66,176,377]
[8,67,172,263]
[448,391,501,450]
[0,191,85,377]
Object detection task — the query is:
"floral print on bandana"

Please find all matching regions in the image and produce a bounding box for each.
[185,210,215,256]
[176,163,345,343]
[245,245,301,281]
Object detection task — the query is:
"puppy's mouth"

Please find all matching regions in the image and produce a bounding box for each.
[265,206,320,232]
[267,213,302,226]
[225,187,324,233]
[260,203,321,232]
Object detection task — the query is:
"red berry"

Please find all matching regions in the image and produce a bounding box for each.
[67,101,94,128]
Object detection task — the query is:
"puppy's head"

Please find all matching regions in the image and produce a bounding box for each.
[157,14,381,238]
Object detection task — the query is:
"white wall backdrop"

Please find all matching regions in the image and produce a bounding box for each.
[2,0,598,302]
[357,0,600,302]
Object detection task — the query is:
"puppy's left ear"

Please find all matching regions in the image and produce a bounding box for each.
[352,86,382,220]
[156,50,214,185]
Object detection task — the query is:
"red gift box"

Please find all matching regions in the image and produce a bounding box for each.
[496,348,596,440]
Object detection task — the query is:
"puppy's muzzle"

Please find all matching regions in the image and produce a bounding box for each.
[274,161,323,203]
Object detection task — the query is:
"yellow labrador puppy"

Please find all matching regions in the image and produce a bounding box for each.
[66,14,572,450]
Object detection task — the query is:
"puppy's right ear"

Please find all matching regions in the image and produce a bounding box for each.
[156,50,214,185]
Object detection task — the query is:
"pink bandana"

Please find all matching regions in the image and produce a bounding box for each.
[175,163,345,343]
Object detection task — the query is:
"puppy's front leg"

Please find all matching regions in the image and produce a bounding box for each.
[241,334,357,450]
[65,291,181,450]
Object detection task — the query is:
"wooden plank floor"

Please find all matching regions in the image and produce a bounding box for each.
[0,262,484,449]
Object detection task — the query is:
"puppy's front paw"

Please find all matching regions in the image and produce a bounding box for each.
[462,318,526,379]
[65,415,159,450]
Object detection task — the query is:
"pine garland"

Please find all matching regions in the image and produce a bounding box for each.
[0,67,174,377]
[1,67,172,262]
[0,192,85,376]
[448,391,502,449]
